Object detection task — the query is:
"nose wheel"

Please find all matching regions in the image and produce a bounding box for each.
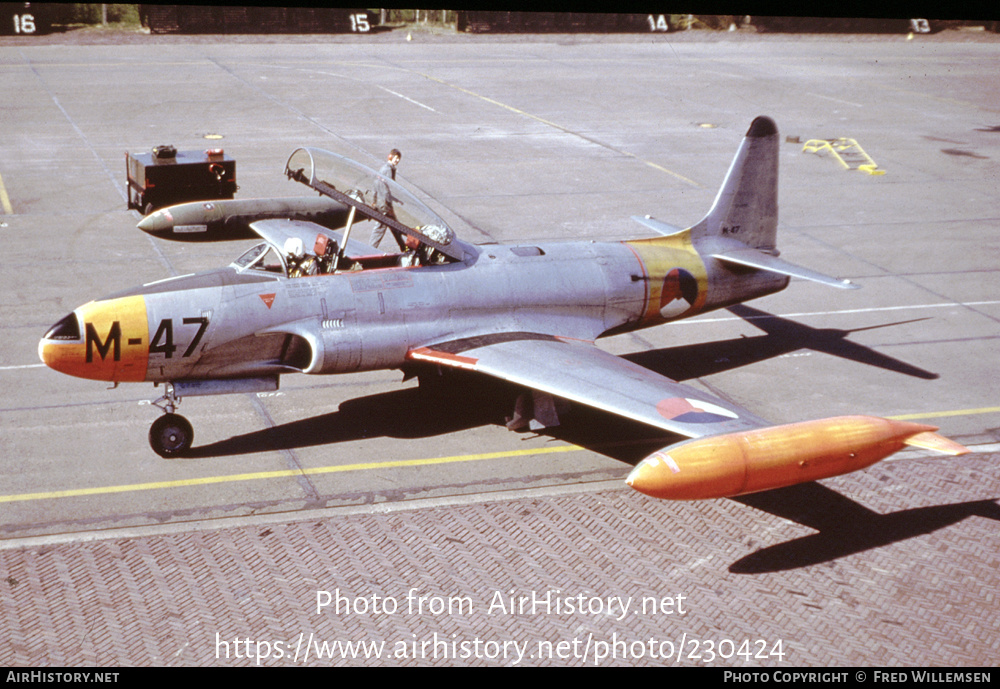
[149,413,194,457]
[149,382,193,457]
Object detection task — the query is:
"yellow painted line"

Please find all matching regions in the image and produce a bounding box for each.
[3,406,997,505]
[0,171,12,214]
[887,406,1000,421]
[0,444,582,504]
[641,159,702,185]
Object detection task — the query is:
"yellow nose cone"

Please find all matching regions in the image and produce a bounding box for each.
[39,296,149,382]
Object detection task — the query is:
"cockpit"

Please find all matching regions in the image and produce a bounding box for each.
[228,147,471,279]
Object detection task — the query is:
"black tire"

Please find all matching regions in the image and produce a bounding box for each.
[149,413,193,457]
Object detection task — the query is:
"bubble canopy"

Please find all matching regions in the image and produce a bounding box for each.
[284,147,465,261]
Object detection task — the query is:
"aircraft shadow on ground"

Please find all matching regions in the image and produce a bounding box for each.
[186,379,517,459]
[624,304,939,382]
[188,372,678,464]
[729,482,1000,574]
[186,305,981,572]
[187,371,683,465]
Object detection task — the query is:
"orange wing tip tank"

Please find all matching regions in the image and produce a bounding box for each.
[625,415,970,501]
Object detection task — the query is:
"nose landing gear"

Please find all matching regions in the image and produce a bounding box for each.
[149,413,193,457]
[149,383,193,457]
[144,377,279,457]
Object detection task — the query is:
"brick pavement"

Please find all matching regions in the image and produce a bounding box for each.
[1,452,997,666]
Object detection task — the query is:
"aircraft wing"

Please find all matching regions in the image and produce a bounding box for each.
[407,334,771,438]
[250,218,383,257]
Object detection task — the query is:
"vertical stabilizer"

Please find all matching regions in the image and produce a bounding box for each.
[690,116,779,251]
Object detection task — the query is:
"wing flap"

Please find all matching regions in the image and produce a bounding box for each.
[409,334,770,439]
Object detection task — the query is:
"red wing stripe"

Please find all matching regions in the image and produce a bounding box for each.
[408,347,479,370]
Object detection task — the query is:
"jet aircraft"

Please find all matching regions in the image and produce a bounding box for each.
[39,117,968,500]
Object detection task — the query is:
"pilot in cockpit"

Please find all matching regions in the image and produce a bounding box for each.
[284,237,307,277]
[286,234,347,277]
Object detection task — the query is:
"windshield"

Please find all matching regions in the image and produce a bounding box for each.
[233,242,287,276]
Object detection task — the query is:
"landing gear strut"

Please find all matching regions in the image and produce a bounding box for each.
[149,383,193,457]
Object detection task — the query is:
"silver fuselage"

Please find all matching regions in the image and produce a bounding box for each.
[42,233,786,385]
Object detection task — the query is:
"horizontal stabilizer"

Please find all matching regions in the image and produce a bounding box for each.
[709,239,859,290]
[903,431,970,456]
[631,215,686,237]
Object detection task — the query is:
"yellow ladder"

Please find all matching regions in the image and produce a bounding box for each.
[803,138,886,175]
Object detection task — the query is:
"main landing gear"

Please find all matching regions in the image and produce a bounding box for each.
[149,383,193,457]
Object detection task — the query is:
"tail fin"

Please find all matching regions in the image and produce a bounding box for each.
[690,116,779,251]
